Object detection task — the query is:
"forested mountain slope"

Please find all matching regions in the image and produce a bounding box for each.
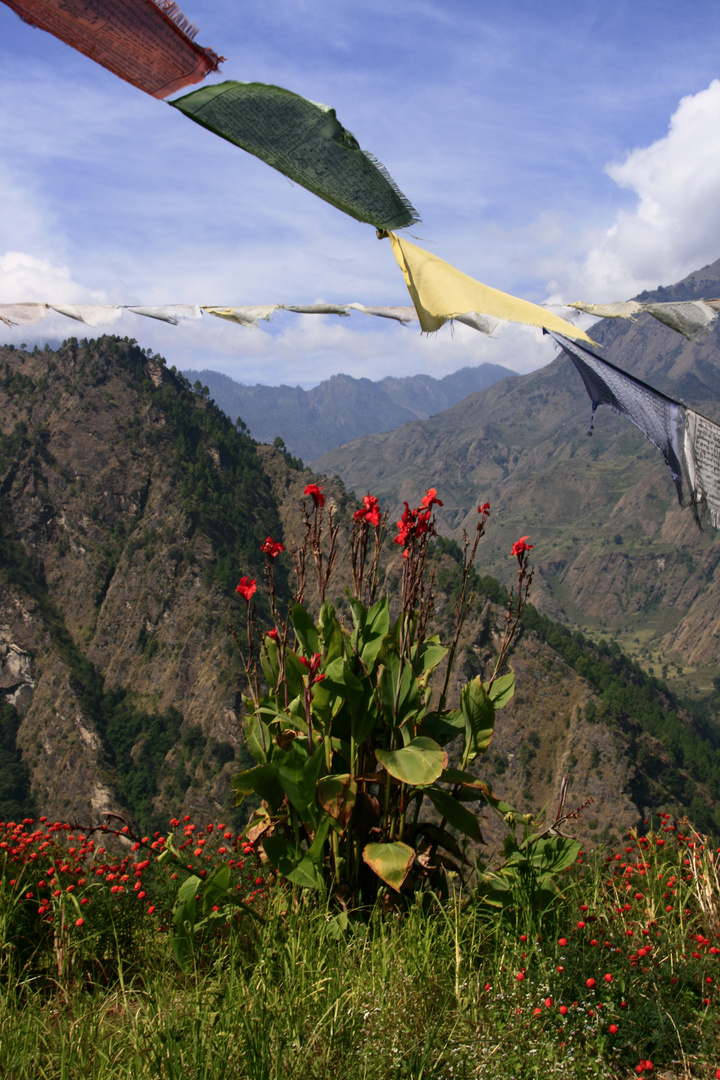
[1,336,719,845]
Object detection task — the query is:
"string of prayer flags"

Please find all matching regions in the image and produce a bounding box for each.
[569,298,720,340]
[387,232,594,343]
[2,0,221,99]
[547,331,684,502]
[683,409,720,529]
[170,81,419,231]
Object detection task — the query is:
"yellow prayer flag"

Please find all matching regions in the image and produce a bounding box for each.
[389,233,593,343]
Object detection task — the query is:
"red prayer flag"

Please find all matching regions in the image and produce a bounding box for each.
[3,0,221,98]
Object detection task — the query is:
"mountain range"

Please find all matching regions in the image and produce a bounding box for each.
[181,364,517,463]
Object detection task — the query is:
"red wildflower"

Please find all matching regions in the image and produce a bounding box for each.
[558,937,567,947]
[559,1005,568,1016]
[353,493,381,527]
[75,917,84,927]
[421,487,443,510]
[304,483,325,508]
[609,1024,619,1035]
[235,576,257,603]
[394,503,431,546]
[603,973,613,983]
[586,978,596,989]
[511,535,533,559]
[260,537,285,559]
[299,653,325,684]
[516,971,525,981]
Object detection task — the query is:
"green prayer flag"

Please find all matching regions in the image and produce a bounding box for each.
[170,81,418,230]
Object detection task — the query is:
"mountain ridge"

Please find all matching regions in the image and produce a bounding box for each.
[181,362,517,462]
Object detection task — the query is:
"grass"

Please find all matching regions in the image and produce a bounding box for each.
[1,818,719,1079]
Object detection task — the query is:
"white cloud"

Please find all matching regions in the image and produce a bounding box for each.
[560,80,720,301]
[0,251,110,303]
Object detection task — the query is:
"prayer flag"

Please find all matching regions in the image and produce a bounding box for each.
[388,233,593,342]
[568,301,643,319]
[642,301,718,340]
[3,0,220,98]
[202,306,276,328]
[347,304,418,324]
[0,302,47,326]
[548,331,684,501]
[170,81,418,230]
[279,304,351,316]
[683,409,720,529]
[49,304,121,326]
[126,304,203,324]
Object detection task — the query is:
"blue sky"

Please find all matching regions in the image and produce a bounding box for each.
[2,0,720,384]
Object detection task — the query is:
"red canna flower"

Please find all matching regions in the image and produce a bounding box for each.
[260,537,285,559]
[299,653,325,684]
[511,535,533,559]
[304,483,325,508]
[421,487,443,510]
[236,577,257,602]
[265,627,279,641]
[353,493,381,527]
[478,501,490,515]
[394,502,431,546]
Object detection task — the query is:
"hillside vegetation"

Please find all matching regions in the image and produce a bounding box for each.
[1,336,719,846]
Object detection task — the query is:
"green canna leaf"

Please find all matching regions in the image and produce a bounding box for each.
[362,841,415,892]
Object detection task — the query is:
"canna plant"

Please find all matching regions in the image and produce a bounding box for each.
[229,485,535,904]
